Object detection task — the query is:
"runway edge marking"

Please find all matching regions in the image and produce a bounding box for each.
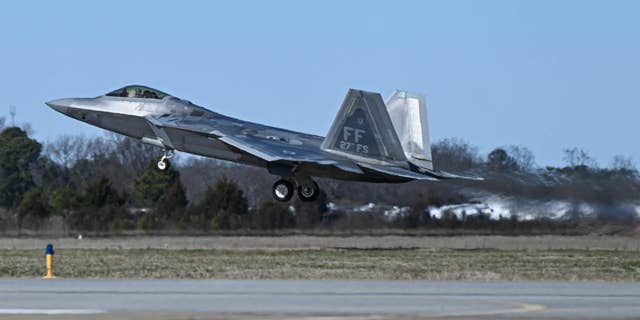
[0,308,106,315]
[430,300,546,318]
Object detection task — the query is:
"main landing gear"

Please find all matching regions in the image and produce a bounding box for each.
[157,149,174,171]
[272,178,320,202]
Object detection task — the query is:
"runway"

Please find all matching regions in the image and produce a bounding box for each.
[0,279,639,319]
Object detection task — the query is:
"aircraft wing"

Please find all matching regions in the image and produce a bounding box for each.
[145,115,365,175]
[216,134,364,174]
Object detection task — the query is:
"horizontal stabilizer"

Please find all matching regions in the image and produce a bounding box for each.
[419,168,484,181]
[358,163,439,181]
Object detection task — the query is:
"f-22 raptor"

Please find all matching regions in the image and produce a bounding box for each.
[47,86,479,202]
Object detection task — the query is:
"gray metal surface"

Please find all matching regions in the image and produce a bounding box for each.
[386,90,433,170]
[321,89,407,166]
[46,85,478,183]
[0,279,639,319]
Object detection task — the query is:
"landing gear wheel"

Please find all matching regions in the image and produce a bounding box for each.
[272,179,294,202]
[157,158,170,171]
[156,149,174,172]
[297,181,320,202]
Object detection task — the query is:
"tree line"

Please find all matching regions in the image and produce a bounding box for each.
[0,122,638,234]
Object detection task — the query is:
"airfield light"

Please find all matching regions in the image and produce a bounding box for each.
[43,244,56,279]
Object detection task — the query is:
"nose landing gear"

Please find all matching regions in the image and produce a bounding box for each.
[157,149,174,171]
[271,177,320,202]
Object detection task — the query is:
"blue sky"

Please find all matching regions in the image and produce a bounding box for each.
[0,1,638,167]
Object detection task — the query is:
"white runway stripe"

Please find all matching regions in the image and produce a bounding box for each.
[0,309,105,315]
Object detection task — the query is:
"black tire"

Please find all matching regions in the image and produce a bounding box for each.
[272,179,294,202]
[297,181,320,202]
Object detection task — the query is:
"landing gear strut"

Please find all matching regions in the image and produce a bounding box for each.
[157,149,174,171]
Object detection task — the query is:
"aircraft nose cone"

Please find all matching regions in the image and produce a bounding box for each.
[46,98,72,114]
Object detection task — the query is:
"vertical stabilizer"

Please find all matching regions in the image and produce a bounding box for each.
[386,90,433,170]
[321,89,407,166]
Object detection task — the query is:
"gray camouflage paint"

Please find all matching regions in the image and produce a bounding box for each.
[46,85,477,183]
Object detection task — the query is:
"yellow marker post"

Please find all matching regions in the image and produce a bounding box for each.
[43,243,56,279]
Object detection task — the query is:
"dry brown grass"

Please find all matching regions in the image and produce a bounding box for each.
[3,235,640,250]
[1,248,639,281]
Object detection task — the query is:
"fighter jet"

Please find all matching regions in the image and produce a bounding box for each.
[46,85,480,202]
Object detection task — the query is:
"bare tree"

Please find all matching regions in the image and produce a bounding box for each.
[506,145,536,171]
[0,116,5,131]
[431,138,482,171]
[562,148,597,168]
[611,155,636,172]
[86,135,116,158]
[45,135,91,168]
[105,133,162,174]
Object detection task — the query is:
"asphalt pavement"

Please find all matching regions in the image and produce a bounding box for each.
[0,279,638,319]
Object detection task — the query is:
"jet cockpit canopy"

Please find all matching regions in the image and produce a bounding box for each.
[105,85,170,100]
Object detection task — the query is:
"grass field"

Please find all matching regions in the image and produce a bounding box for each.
[2,247,640,281]
[3,235,640,250]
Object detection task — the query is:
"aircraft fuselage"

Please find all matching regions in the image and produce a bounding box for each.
[46,95,379,182]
